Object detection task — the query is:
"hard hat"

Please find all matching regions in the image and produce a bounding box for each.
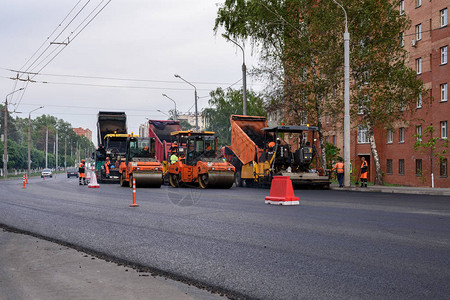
[173,141,178,145]
[106,157,110,160]
[81,159,85,162]
[268,142,275,148]
[144,146,149,150]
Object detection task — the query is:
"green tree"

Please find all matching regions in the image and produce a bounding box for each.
[202,88,266,146]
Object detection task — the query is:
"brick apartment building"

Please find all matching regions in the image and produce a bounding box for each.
[322,0,449,188]
[73,127,92,143]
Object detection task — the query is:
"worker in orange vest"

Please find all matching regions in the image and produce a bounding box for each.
[360,157,368,187]
[332,157,345,187]
[104,157,111,178]
[78,159,86,185]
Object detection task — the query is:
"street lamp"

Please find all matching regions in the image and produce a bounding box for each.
[3,88,24,179]
[174,74,198,130]
[162,93,178,121]
[28,106,44,177]
[222,34,247,115]
[157,110,170,118]
[333,0,351,188]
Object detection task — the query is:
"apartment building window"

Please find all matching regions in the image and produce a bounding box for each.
[386,159,393,175]
[400,32,405,47]
[332,135,336,145]
[358,125,370,144]
[399,159,405,175]
[416,58,422,74]
[441,8,448,27]
[387,129,393,144]
[441,46,448,65]
[399,127,405,143]
[325,112,330,124]
[416,93,422,108]
[441,83,448,102]
[400,0,404,15]
[415,24,422,40]
[416,125,422,141]
[416,159,423,176]
[416,0,421,7]
[441,158,448,177]
[441,121,448,139]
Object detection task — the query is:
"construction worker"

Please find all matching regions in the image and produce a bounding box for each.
[104,157,111,178]
[360,157,368,187]
[332,157,345,187]
[78,159,87,185]
[170,141,178,154]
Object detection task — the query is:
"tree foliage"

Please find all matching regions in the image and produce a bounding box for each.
[203,88,266,146]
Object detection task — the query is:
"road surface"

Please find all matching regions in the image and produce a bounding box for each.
[1,175,449,299]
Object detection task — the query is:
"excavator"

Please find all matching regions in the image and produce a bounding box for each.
[167,131,235,189]
[119,136,163,188]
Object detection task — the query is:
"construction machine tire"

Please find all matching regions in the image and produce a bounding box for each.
[133,173,162,188]
[129,174,134,188]
[120,174,128,187]
[199,172,234,189]
[169,173,180,188]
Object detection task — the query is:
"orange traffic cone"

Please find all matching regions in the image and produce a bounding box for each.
[265,176,299,205]
[88,171,100,188]
[26,174,28,184]
[23,175,26,189]
[130,178,139,207]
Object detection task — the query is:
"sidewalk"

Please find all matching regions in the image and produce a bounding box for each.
[330,183,450,196]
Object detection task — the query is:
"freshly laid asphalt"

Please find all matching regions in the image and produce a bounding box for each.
[0,176,449,299]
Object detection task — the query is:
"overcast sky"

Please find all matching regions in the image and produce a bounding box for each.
[0,0,261,144]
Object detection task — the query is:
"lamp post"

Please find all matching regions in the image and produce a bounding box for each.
[222,34,247,115]
[162,93,178,121]
[157,110,170,118]
[3,88,24,179]
[28,106,43,177]
[174,74,198,130]
[333,0,351,187]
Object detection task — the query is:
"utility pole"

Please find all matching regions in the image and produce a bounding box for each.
[27,106,43,177]
[333,0,351,187]
[55,130,58,172]
[64,136,67,171]
[45,128,48,168]
[3,88,24,179]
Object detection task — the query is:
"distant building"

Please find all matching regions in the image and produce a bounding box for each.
[73,127,92,142]
[178,113,204,130]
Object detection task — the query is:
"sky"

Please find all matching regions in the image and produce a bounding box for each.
[0,0,262,145]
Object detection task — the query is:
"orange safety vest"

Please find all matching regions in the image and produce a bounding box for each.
[104,160,111,174]
[333,162,344,173]
[78,163,85,178]
[360,161,368,179]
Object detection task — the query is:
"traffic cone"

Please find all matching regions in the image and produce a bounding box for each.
[23,175,26,189]
[88,171,100,188]
[130,178,139,207]
[26,174,28,184]
[265,176,299,205]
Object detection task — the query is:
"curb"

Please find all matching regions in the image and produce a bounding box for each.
[330,186,450,196]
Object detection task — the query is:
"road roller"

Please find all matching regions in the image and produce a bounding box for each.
[168,131,235,189]
[119,136,163,188]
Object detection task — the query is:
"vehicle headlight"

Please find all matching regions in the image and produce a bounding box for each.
[212,167,215,171]
[132,162,137,167]
[155,167,158,171]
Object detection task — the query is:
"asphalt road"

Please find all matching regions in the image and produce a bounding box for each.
[1,175,449,299]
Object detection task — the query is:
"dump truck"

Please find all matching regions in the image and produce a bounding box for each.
[147,120,181,182]
[230,115,330,188]
[94,111,128,183]
[167,131,235,189]
[118,136,163,188]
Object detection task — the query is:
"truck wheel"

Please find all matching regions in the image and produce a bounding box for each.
[199,174,208,189]
[234,171,243,187]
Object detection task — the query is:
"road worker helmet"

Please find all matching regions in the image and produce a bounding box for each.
[268,142,275,148]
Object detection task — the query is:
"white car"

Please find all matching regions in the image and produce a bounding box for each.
[41,168,53,178]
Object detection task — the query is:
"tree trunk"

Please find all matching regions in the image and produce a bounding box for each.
[367,122,383,185]
[315,94,327,171]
